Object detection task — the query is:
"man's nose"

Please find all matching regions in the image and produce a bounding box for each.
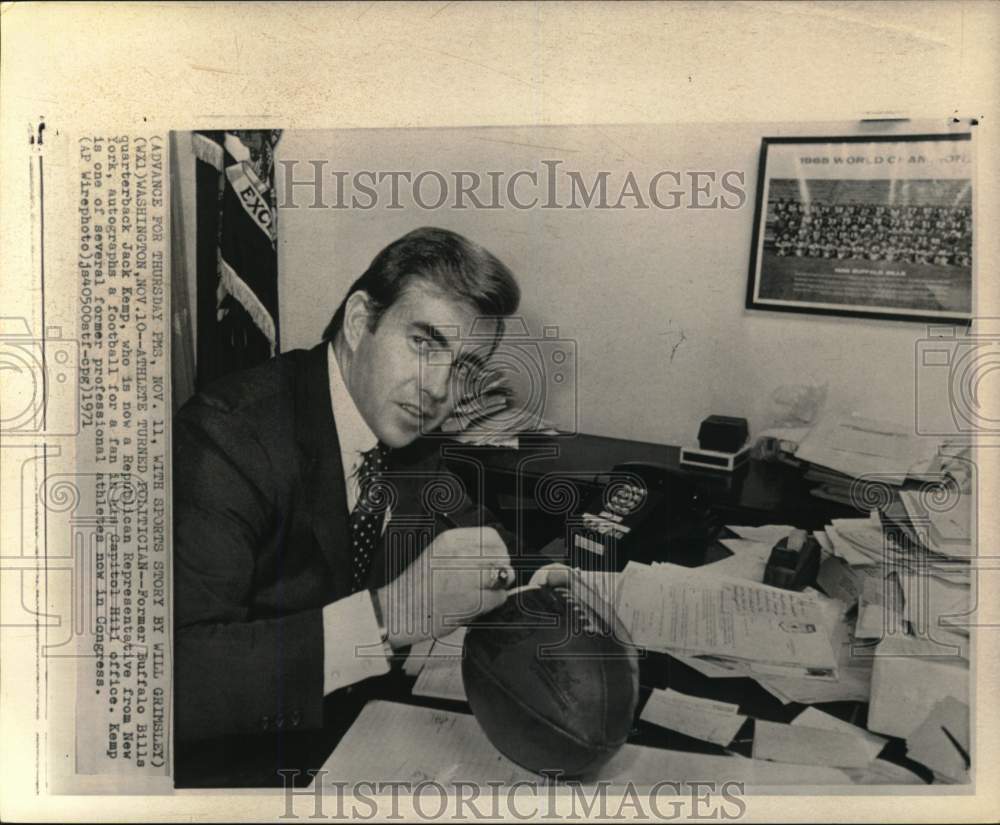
[419,364,451,404]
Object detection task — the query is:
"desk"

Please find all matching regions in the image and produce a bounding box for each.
[444,432,862,560]
[404,436,926,783]
[176,433,923,788]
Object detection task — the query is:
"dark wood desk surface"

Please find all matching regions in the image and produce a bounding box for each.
[444,432,862,533]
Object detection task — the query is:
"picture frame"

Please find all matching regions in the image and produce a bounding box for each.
[746,133,974,324]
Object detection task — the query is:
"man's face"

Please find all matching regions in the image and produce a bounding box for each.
[343,282,496,448]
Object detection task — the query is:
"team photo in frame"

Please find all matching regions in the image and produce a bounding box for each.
[747,134,974,324]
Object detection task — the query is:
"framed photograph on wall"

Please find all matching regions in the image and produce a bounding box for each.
[746,133,974,323]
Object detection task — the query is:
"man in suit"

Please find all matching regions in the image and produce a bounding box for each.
[173,227,521,785]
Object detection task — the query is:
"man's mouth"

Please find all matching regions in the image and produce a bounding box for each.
[398,402,430,422]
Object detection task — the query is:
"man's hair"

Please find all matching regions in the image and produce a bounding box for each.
[322,227,520,341]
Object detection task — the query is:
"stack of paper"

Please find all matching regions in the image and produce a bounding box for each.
[616,561,839,680]
[820,514,887,566]
[795,415,941,493]
[751,590,874,705]
[898,488,973,559]
[810,500,973,661]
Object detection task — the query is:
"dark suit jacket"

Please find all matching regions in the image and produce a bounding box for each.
[173,342,501,782]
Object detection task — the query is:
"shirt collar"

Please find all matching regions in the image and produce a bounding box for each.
[327,342,378,459]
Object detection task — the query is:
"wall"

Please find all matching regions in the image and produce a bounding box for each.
[261,119,968,446]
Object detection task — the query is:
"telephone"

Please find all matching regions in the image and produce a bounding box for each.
[567,462,721,572]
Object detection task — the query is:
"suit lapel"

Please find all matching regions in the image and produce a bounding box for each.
[295,343,354,598]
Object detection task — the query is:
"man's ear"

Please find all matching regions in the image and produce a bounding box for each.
[341,291,373,353]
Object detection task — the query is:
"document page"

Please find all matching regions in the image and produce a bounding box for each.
[618,563,838,673]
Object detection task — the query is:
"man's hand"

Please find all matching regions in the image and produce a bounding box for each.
[375,527,513,649]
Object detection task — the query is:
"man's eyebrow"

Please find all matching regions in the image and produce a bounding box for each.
[410,321,451,348]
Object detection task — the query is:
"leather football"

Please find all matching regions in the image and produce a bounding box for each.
[462,583,640,778]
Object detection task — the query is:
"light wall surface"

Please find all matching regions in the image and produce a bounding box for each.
[251,119,968,446]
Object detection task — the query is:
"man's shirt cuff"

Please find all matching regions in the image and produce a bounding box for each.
[322,590,392,695]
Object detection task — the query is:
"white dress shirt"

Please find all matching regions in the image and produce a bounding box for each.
[327,341,380,511]
[321,343,392,694]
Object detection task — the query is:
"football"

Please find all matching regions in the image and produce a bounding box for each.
[462,583,640,778]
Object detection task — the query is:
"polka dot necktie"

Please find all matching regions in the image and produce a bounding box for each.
[349,442,391,592]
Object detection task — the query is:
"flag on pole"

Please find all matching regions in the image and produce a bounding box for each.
[192,129,282,388]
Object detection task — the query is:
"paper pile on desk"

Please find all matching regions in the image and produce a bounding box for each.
[795,414,941,491]
[897,487,974,560]
[813,496,973,654]
[821,514,885,566]
[749,588,874,704]
[616,561,839,679]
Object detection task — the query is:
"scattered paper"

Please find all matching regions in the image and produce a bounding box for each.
[603,742,855,787]
[793,708,888,761]
[704,539,773,582]
[403,638,435,677]
[815,555,863,609]
[841,759,926,785]
[412,653,466,703]
[672,654,748,679]
[830,517,886,559]
[405,628,466,684]
[322,701,857,788]
[905,697,970,783]
[898,489,972,558]
[855,571,904,639]
[322,701,536,786]
[897,572,971,637]
[824,525,879,566]
[640,688,746,746]
[813,530,834,554]
[757,666,872,705]
[796,415,938,482]
[867,636,969,738]
[752,720,875,769]
[754,613,874,704]
[725,524,795,545]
